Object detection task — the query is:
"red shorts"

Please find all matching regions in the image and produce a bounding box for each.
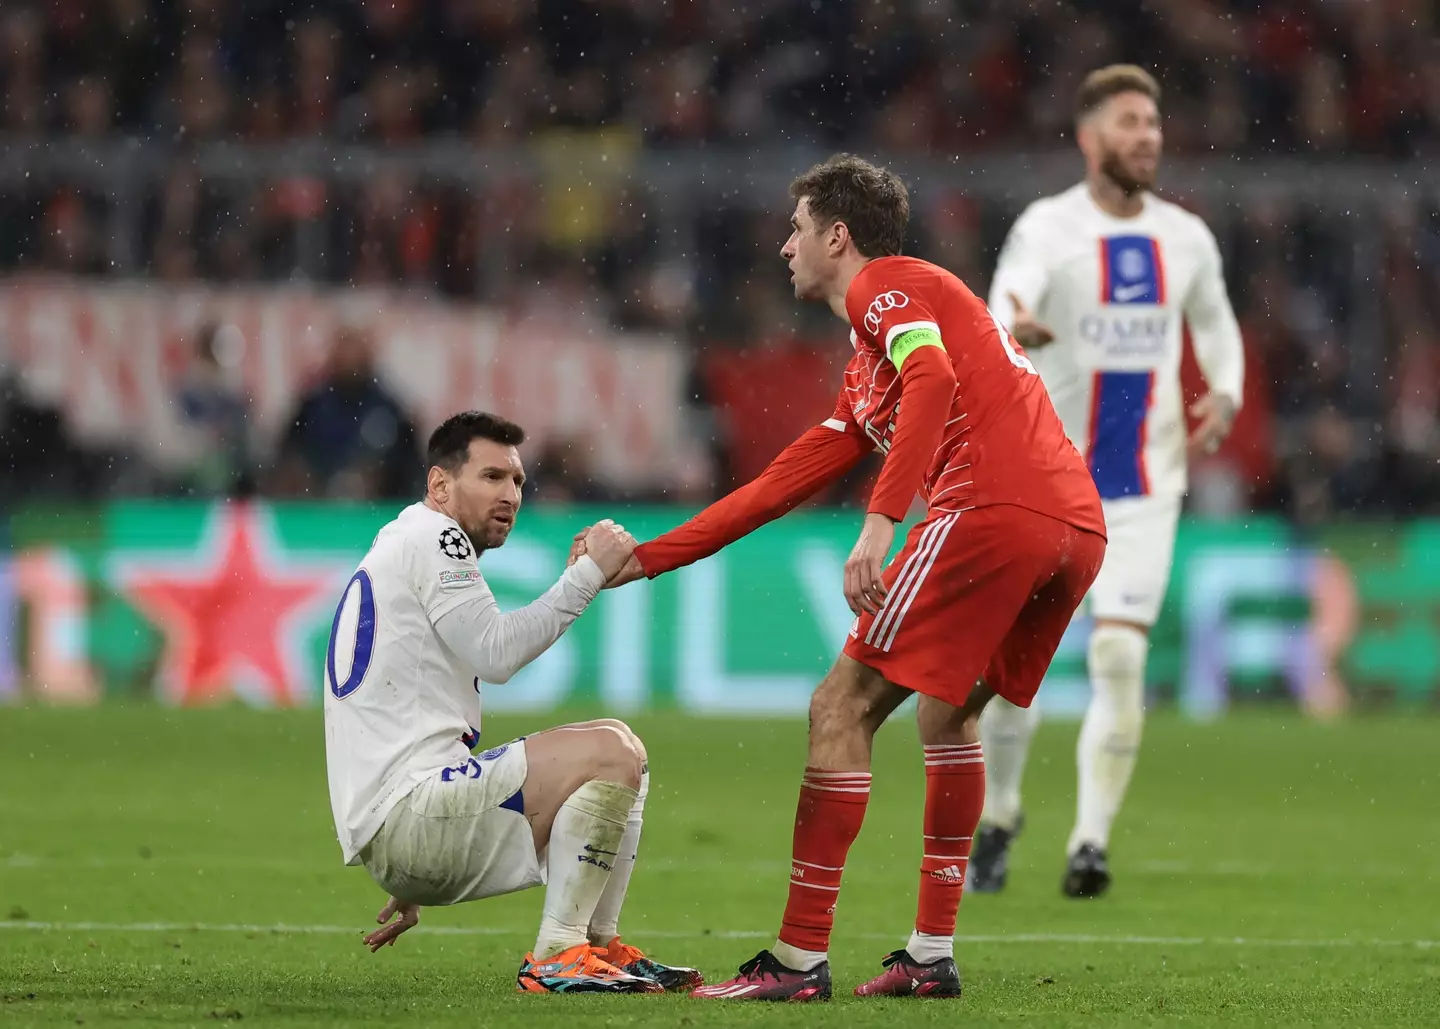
[842,504,1105,709]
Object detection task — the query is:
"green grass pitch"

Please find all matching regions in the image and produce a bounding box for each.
[2,705,1438,1027]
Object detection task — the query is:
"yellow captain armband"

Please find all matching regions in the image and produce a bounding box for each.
[888,327,944,370]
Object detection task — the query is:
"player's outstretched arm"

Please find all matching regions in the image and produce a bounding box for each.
[628,421,872,580]
[431,521,635,684]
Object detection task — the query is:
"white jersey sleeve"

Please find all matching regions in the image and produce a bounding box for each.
[987,201,1054,330]
[1182,220,1244,407]
[430,555,606,684]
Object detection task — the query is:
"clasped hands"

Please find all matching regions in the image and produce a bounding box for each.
[567,519,646,587]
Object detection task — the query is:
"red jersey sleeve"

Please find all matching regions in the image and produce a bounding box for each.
[845,262,958,522]
[866,345,956,520]
[634,397,871,578]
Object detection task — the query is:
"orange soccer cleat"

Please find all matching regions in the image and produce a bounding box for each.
[515,942,663,994]
[597,936,704,992]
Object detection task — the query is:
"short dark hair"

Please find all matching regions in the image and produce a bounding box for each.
[426,411,526,472]
[789,154,909,259]
[1076,64,1161,121]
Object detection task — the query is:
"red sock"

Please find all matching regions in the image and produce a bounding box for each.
[916,743,985,936]
[777,768,871,953]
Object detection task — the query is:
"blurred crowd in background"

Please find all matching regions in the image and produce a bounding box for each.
[2,0,1439,523]
[6,0,1439,151]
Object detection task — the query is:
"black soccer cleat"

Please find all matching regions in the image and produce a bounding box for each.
[853,949,963,998]
[1062,842,1112,898]
[691,950,831,1001]
[966,815,1023,894]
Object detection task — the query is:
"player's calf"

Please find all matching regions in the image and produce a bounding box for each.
[517,720,697,988]
[770,658,906,973]
[870,688,992,979]
[1069,621,1146,897]
[522,720,646,853]
[519,723,646,962]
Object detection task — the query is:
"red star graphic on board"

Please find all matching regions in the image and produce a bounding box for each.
[114,504,344,706]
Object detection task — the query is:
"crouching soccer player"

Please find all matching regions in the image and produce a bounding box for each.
[322,410,700,994]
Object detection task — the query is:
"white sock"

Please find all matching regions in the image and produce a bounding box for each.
[978,698,1040,831]
[1070,624,1148,855]
[906,929,954,964]
[533,779,637,960]
[772,939,828,972]
[588,767,647,947]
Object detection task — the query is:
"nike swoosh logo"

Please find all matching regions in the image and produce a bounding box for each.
[1113,283,1152,302]
[583,844,619,857]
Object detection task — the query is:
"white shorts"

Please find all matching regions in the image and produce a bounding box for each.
[360,739,544,906]
[1087,494,1182,627]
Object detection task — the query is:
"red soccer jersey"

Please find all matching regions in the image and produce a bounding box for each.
[842,256,1105,534]
[634,256,1103,579]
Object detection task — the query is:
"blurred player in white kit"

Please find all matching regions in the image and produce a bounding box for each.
[974,66,1245,897]
[322,410,700,993]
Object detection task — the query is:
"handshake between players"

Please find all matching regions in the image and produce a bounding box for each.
[568,519,640,584]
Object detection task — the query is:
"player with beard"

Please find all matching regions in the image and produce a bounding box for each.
[974,65,1246,898]
[322,410,701,994]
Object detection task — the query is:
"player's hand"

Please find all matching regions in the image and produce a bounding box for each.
[603,552,646,589]
[845,513,895,616]
[567,527,590,567]
[1006,293,1055,349]
[583,519,638,579]
[1188,393,1237,456]
[363,896,419,952]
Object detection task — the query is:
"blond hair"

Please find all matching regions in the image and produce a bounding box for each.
[1076,65,1161,121]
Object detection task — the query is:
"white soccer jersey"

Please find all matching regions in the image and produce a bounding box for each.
[988,183,1244,501]
[323,502,603,865]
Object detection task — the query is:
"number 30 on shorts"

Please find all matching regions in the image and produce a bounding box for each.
[327,570,377,699]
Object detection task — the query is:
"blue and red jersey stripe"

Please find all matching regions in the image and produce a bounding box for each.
[1098,235,1166,306]
[1089,235,1165,498]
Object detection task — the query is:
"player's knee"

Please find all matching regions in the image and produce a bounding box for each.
[611,719,648,770]
[811,662,895,741]
[807,684,833,738]
[586,717,648,766]
[1089,624,1148,729]
[809,680,864,744]
[586,725,645,790]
